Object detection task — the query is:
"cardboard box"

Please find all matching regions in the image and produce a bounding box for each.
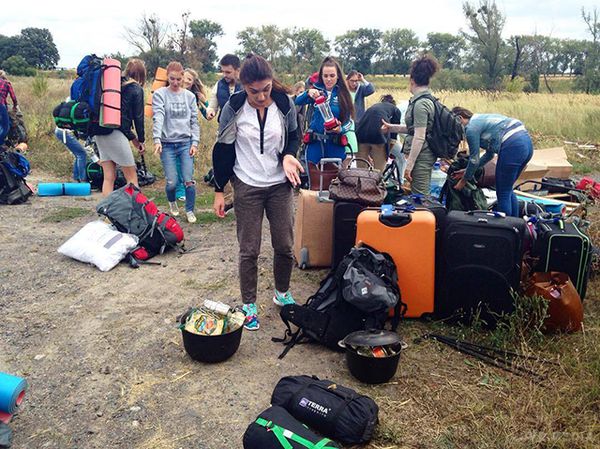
[529,147,573,179]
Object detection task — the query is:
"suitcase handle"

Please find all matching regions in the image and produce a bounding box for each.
[318,157,342,193]
[379,212,412,227]
[466,210,505,219]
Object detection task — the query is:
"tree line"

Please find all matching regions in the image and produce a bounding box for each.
[0,1,598,93]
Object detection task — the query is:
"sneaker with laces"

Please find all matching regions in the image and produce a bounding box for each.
[242,303,260,330]
[273,290,296,307]
[186,211,197,223]
[169,201,179,217]
[224,202,234,215]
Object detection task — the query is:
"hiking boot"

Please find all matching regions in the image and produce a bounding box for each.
[242,303,260,331]
[273,290,296,307]
[224,202,234,215]
[186,211,197,223]
[169,201,179,217]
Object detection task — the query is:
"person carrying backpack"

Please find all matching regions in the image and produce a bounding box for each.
[450,107,534,217]
[381,55,441,195]
[0,70,18,147]
[153,61,200,223]
[93,58,146,195]
[212,54,303,331]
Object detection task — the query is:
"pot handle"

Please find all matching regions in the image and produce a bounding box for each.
[338,340,347,349]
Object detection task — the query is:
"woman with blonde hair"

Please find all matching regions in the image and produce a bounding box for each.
[92,58,146,195]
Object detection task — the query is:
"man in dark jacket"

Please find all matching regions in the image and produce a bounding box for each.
[356,95,401,170]
[206,54,243,122]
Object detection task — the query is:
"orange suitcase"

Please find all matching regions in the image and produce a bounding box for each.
[356,209,435,318]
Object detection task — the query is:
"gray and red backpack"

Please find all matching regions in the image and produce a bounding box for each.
[96,183,184,264]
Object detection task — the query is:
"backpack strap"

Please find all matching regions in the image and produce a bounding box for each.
[254,418,336,449]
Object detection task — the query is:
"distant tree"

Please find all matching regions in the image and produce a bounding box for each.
[237,25,286,67]
[462,0,506,89]
[282,28,329,76]
[124,14,170,54]
[334,28,382,74]
[105,52,129,67]
[168,11,191,63]
[1,55,36,76]
[188,19,223,71]
[426,32,464,70]
[376,28,420,74]
[16,28,59,69]
[0,35,19,65]
[581,7,600,93]
[140,47,178,80]
[561,39,586,75]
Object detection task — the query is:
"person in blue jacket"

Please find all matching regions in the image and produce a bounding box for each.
[295,56,354,167]
[451,107,534,217]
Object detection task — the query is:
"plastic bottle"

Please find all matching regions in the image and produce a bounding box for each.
[430,161,447,198]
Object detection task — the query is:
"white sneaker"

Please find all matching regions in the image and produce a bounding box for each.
[169,201,179,217]
[186,211,197,223]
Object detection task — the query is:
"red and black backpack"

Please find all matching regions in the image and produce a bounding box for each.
[96,183,184,264]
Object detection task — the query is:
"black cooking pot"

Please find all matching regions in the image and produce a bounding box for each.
[339,329,404,384]
[179,310,243,363]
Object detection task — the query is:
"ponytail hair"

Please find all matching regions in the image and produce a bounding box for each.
[239,53,290,95]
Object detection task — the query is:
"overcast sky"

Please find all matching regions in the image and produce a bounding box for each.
[1,0,598,68]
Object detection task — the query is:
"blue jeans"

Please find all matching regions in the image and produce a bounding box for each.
[175,158,190,199]
[0,105,8,146]
[55,128,88,181]
[495,132,534,217]
[160,140,196,212]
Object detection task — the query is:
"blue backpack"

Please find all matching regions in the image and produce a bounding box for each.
[70,54,103,118]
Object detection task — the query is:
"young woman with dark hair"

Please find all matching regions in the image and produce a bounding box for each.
[295,56,355,170]
[212,54,303,331]
[451,107,534,217]
[382,54,441,195]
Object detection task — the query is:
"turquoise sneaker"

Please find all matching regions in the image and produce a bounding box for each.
[242,303,260,331]
[273,290,296,307]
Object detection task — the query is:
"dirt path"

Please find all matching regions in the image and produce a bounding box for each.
[1,173,598,449]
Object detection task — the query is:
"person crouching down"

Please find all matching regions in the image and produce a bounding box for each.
[212,54,304,331]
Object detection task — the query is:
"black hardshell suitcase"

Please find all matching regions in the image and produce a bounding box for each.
[395,194,447,236]
[332,201,365,268]
[533,219,591,300]
[436,210,526,324]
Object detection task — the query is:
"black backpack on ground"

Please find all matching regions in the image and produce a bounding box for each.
[411,94,464,159]
[271,375,378,445]
[243,406,340,449]
[274,246,405,358]
[86,161,127,191]
[0,150,32,205]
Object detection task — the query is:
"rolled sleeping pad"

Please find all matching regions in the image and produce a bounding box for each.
[0,372,27,424]
[100,58,121,128]
[37,182,91,196]
[145,67,168,117]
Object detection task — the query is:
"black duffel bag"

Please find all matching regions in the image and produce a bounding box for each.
[243,405,339,449]
[271,375,378,445]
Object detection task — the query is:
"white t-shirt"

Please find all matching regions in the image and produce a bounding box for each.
[233,100,286,188]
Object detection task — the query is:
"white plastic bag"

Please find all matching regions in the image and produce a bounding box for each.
[58,220,139,271]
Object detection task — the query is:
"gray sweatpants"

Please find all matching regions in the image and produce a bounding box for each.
[232,177,294,304]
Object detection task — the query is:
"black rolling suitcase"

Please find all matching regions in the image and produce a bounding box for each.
[436,210,526,324]
[533,218,591,300]
[332,201,365,268]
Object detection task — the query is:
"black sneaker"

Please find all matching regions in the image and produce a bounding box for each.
[224,202,234,215]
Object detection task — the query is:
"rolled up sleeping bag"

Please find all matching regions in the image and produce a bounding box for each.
[37,182,91,196]
[0,372,27,424]
[271,375,379,445]
[145,67,168,117]
[100,58,121,128]
[243,406,340,449]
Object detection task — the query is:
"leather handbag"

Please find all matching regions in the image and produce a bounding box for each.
[329,158,386,206]
[525,272,583,333]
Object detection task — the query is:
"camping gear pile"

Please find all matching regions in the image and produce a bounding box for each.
[179,300,245,363]
[0,149,32,205]
[244,375,379,448]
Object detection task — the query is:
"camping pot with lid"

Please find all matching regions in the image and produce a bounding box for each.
[339,329,406,384]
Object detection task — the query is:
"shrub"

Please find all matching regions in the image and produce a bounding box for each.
[1,55,36,77]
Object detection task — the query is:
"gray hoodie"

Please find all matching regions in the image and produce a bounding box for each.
[152,87,200,146]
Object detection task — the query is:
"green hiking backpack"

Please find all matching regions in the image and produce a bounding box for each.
[52,101,92,137]
[440,158,488,212]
